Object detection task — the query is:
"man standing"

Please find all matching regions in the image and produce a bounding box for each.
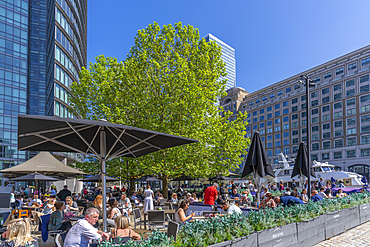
[318,178,325,190]
[57,185,72,201]
[203,183,218,205]
[63,207,109,247]
[291,179,296,190]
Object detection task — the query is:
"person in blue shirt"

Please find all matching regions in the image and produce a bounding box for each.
[318,178,325,190]
[311,190,323,202]
[274,191,305,206]
[229,189,241,199]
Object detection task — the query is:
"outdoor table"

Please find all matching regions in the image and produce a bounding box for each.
[21,206,41,217]
[69,216,84,221]
[143,209,176,229]
[191,215,206,222]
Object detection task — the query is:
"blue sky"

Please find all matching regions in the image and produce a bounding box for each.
[87,1,370,93]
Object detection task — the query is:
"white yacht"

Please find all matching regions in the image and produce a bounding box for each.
[274,153,364,187]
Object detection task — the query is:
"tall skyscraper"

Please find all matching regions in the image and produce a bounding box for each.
[205,33,236,90]
[0,0,87,173]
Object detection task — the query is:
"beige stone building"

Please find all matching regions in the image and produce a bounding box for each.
[221,45,370,180]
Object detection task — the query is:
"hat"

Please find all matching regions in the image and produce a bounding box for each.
[64,185,68,188]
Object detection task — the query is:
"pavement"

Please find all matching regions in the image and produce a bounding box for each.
[313,220,370,247]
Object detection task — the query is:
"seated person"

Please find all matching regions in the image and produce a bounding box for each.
[40,196,50,209]
[191,193,199,202]
[300,189,308,203]
[174,199,195,223]
[325,188,333,198]
[240,193,251,206]
[110,215,141,242]
[93,195,103,217]
[65,196,79,212]
[119,193,132,215]
[63,207,110,247]
[42,198,56,214]
[28,195,42,206]
[107,198,122,227]
[336,188,347,198]
[1,218,38,247]
[318,188,327,199]
[281,187,291,197]
[48,201,72,231]
[311,190,323,202]
[259,192,276,209]
[219,201,242,215]
[15,195,24,208]
[260,187,268,197]
[171,193,178,203]
[292,187,301,197]
[274,192,305,207]
[131,192,140,206]
[229,189,241,200]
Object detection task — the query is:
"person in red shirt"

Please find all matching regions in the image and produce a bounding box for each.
[203,183,218,205]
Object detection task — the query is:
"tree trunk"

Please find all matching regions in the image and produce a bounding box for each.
[129,177,136,194]
[162,178,168,199]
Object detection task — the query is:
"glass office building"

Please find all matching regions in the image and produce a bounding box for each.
[205,33,236,90]
[0,0,87,172]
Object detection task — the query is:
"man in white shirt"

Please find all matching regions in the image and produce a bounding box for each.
[63,207,109,247]
[220,201,242,215]
[28,194,42,206]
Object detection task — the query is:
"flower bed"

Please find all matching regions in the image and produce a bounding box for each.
[100,192,370,247]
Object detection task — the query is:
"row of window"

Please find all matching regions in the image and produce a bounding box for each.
[56,0,81,40]
[54,101,75,118]
[55,27,81,70]
[310,149,370,161]
[55,45,79,80]
[54,83,69,104]
[55,64,74,88]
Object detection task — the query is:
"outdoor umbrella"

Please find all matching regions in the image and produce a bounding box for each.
[171,175,195,181]
[79,174,118,182]
[135,175,161,182]
[146,177,162,182]
[8,172,60,196]
[291,142,316,198]
[17,114,197,231]
[241,131,275,204]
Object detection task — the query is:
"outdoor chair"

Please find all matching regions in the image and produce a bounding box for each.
[159,200,166,206]
[164,202,173,209]
[39,214,63,247]
[54,233,63,247]
[77,206,85,216]
[76,200,85,207]
[202,211,218,216]
[167,220,180,241]
[147,210,166,230]
[133,208,145,229]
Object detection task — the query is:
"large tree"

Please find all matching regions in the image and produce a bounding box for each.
[70,22,249,197]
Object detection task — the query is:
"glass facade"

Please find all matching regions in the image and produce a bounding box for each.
[0,0,87,173]
[205,33,236,90]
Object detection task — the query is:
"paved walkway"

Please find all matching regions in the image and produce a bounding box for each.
[314,220,370,247]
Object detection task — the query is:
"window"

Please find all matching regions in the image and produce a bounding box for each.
[275,149,281,155]
[293,146,299,153]
[361,95,370,103]
[253,125,258,130]
[347,128,357,135]
[267,135,273,141]
[322,88,330,94]
[256,99,260,104]
[267,128,273,133]
[361,114,370,123]
[334,102,342,109]
[322,153,330,160]
[323,132,330,138]
[322,114,330,121]
[323,123,330,130]
[270,93,275,99]
[362,58,370,66]
[246,126,251,132]
[260,116,265,121]
[283,109,289,114]
[260,123,265,128]
[324,72,332,79]
[335,139,343,148]
[312,108,318,115]
[277,90,283,96]
[347,150,356,158]
[283,116,289,122]
[361,85,370,93]
[361,136,370,144]
[292,106,298,112]
[301,95,306,101]
[348,89,356,97]
[311,91,318,98]
[253,118,257,123]
[336,67,344,75]
[267,121,272,126]
[360,75,369,83]
[361,105,370,113]
[311,154,318,161]
[313,76,320,83]
[312,143,319,151]
[361,126,370,133]
[312,117,319,123]
[275,141,281,147]
[292,122,298,128]
[267,150,273,156]
[291,98,298,104]
[322,105,330,112]
[275,126,281,131]
[286,87,291,93]
[292,114,298,120]
[311,100,318,107]
[260,109,265,114]
[267,106,272,112]
[260,130,265,135]
[347,98,356,106]
[361,149,370,157]
[283,147,289,154]
[322,96,330,104]
[335,121,343,127]
[294,84,300,90]
[263,96,267,101]
[335,130,343,137]
[275,111,280,117]
[302,128,307,134]
[292,138,299,144]
[283,124,289,130]
[348,62,357,71]
[312,134,319,141]
[347,108,356,116]
[334,93,342,100]
[348,137,357,146]
[301,120,307,126]
[292,130,298,136]
[301,103,306,110]
[283,132,289,138]
[346,79,355,87]
[323,141,331,149]
[334,152,342,159]
[347,118,356,125]
[334,84,342,91]
[267,113,272,119]
[312,126,319,132]
[253,111,257,116]
[283,101,289,107]
[275,104,280,109]
[334,112,342,118]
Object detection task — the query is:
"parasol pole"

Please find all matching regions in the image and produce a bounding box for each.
[100,128,107,232]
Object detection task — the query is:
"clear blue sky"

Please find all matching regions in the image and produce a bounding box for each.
[87,1,370,93]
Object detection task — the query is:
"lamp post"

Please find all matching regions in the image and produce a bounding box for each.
[298,75,316,198]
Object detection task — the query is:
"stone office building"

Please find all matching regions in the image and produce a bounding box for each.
[221,45,370,180]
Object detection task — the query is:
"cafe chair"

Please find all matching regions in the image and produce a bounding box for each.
[167,220,180,241]
[39,214,63,247]
[159,200,166,206]
[77,206,85,216]
[18,209,28,218]
[133,208,145,229]
[54,233,64,247]
[147,210,166,231]
[164,202,173,209]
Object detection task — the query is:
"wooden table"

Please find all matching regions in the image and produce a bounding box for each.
[21,206,41,217]
[143,209,176,229]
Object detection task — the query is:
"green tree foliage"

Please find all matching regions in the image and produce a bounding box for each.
[70,22,249,196]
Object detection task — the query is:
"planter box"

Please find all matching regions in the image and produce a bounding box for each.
[257,223,297,247]
[358,202,370,224]
[324,207,358,239]
[296,214,325,247]
[208,240,232,247]
[231,233,258,247]
[343,206,360,230]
